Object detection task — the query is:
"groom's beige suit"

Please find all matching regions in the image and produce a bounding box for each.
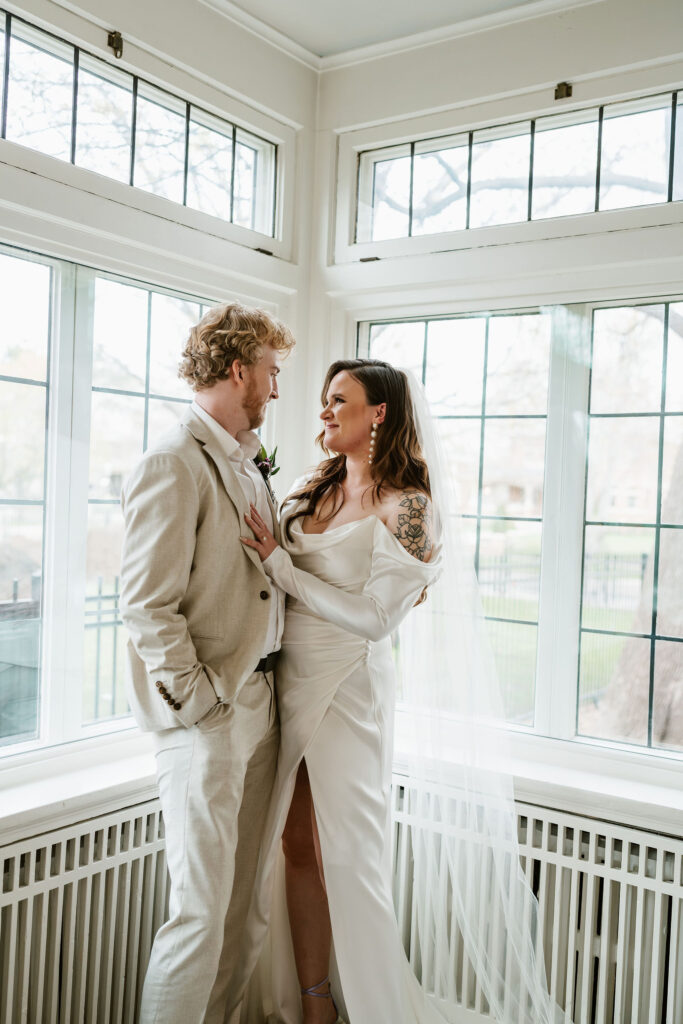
[120,405,281,1024]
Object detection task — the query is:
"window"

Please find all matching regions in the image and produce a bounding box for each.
[359,299,683,754]
[0,9,277,237]
[0,245,212,753]
[355,90,679,243]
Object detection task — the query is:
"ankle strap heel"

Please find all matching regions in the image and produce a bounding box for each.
[300,976,346,1023]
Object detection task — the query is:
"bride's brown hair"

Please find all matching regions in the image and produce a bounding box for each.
[285,359,430,539]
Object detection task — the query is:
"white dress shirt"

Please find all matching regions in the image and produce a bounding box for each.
[191,401,284,656]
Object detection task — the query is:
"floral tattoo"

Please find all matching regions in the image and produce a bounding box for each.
[393,492,433,561]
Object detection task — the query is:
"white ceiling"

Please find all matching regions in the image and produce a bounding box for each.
[224,0,545,58]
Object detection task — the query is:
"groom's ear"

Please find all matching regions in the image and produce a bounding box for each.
[230,358,246,384]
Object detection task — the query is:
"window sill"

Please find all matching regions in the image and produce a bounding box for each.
[2,722,682,848]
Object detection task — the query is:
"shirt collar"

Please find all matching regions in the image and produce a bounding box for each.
[191,401,261,463]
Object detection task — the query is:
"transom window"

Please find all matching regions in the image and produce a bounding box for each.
[0,10,277,236]
[359,301,683,755]
[356,91,682,243]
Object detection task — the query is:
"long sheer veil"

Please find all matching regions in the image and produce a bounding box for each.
[397,370,567,1023]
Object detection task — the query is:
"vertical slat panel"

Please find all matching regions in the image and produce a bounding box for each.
[613,881,630,1023]
[665,884,680,1024]
[595,871,612,1024]
[632,881,645,1015]
[648,890,664,1024]
[563,834,580,1021]
[579,834,598,1024]
[1,901,18,1023]
[60,879,77,1021]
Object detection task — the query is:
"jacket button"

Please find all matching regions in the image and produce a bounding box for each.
[260,590,269,600]
[164,693,172,703]
[173,702,182,711]
[155,681,163,690]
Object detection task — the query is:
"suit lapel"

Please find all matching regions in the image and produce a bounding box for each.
[182,410,265,575]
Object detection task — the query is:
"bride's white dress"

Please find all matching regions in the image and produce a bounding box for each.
[232,509,446,1024]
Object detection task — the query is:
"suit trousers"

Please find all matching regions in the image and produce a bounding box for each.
[139,670,279,1024]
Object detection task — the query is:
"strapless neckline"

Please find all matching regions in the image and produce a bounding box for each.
[297,514,379,539]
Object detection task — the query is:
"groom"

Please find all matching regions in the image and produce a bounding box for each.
[119,302,295,1024]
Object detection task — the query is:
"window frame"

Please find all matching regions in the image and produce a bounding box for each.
[0,7,296,260]
[355,291,683,781]
[334,72,683,265]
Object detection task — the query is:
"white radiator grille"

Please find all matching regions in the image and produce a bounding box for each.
[1,790,681,1023]
[391,787,683,1024]
[0,802,168,1024]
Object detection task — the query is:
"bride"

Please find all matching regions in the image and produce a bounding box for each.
[235,359,563,1024]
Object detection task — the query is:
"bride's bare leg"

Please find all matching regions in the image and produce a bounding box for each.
[282,760,337,1024]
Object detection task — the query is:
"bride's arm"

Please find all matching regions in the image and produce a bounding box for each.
[242,499,437,642]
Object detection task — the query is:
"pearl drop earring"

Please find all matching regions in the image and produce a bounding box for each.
[368,422,378,464]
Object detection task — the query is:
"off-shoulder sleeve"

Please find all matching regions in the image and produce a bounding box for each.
[262,524,441,642]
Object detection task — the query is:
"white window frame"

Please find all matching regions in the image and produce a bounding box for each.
[0,4,297,261]
[333,61,683,265]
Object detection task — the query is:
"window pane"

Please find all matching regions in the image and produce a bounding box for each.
[92,277,149,391]
[6,24,73,160]
[149,293,198,399]
[425,318,485,416]
[479,519,541,622]
[481,418,546,518]
[470,124,530,228]
[661,417,683,526]
[585,417,660,523]
[581,525,654,632]
[147,398,189,446]
[532,110,599,219]
[0,505,42,746]
[599,96,671,211]
[666,302,683,411]
[591,306,664,414]
[656,528,683,639]
[75,56,132,183]
[412,136,468,235]
[134,84,186,203]
[83,503,127,723]
[435,419,481,516]
[88,392,144,499]
[652,641,683,751]
[486,619,536,725]
[578,632,650,744]
[0,381,46,500]
[371,154,411,241]
[486,313,551,415]
[187,111,232,219]
[368,321,425,378]
[0,254,50,380]
[233,138,256,229]
[674,95,683,201]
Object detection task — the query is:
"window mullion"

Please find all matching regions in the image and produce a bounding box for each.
[59,264,96,740]
[535,303,591,739]
[41,259,77,745]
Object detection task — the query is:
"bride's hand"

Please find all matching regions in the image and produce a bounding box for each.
[241,504,279,561]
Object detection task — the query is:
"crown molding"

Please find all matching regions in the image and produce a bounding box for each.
[198,0,322,70]
[199,0,606,74]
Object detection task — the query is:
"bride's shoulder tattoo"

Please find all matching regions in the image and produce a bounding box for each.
[393,491,433,561]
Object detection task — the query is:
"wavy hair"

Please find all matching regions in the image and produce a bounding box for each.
[286,359,430,539]
[178,302,295,391]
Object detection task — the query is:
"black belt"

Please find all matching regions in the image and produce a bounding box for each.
[255,651,279,674]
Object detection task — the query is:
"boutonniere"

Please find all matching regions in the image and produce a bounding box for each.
[253,444,279,502]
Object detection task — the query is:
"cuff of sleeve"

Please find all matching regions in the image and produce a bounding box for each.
[159,668,218,728]
[262,545,291,582]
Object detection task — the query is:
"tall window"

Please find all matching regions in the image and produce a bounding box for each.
[0,253,51,746]
[0,10,277,236]
[360,301,683,754]
[0,246,212,753]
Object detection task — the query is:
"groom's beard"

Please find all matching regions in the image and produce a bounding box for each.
[243,380,267,430]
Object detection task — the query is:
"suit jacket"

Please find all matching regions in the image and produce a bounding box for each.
[119,407,281,732]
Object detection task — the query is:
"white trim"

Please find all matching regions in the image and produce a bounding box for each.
[198,0,321,71]
[197,0,607,74]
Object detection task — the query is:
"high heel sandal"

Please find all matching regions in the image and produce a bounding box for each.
[300,975,346,1024]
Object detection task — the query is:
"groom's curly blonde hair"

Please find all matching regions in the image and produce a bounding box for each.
[179,302,295,391]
